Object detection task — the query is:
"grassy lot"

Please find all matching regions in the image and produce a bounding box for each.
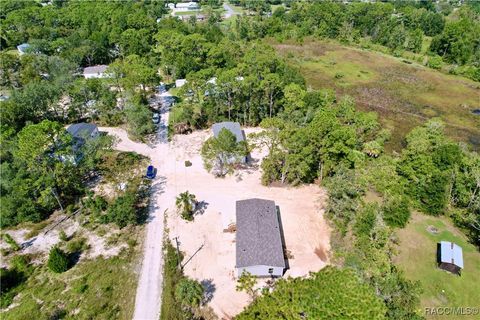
[271,39,480,151]
[2,246,141,320]
[394,212,480,319]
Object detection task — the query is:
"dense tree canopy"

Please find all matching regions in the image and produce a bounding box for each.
[237,266,387,320]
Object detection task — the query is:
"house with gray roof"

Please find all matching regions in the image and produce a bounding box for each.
[83,65,109,79]
[67,123,99,151]
[236,198,286,277]
[212,122,248,163]
[438,241,464,275]
[17,43,32,55]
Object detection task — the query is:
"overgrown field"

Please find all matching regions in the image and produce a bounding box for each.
[1,249,140,320]
[394,213,480,320]
[271,39,480,151]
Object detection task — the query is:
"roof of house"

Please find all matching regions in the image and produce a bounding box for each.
[439,241,464,269]
[67,123,98,138]
[83,65,108,75]
[212,122,245,142]
[17,43,31,52]
[236,198,286,269]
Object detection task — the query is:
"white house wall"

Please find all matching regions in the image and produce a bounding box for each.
[236,265,284,277]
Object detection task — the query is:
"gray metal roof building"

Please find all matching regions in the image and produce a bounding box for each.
[212,122,245,142]
[438,241,464,275]
[439,241,464,268]
[67,123,98,139]
[236,199,285,277]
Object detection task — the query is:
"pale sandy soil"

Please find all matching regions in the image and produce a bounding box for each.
[167,128,331,319]
[0,216,127,268]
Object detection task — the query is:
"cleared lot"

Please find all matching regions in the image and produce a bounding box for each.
[167,129,331,318]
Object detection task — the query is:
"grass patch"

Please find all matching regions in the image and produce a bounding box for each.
[271,39,480,151]
[394,212,480,319]
[160,241,189,320]
[2,248,140,320]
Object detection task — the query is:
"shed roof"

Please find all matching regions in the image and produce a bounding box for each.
[236,199,285,269]
[439,241,464,269]
[67,123,98,138]
[212,122,244,142]
[83,65,108,75]
[17,43,31,52]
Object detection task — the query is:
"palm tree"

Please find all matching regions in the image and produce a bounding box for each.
[176,191,197,221]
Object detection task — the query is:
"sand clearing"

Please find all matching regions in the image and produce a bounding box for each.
[101,120,330,319]
[167,129,331,318]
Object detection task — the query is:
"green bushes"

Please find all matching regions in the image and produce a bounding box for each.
[382,196,411,228]
[47,247,69,273]
[2,233,20,251]
[174,278,204,308]
[237,267,387,320]
[1,255,33,308]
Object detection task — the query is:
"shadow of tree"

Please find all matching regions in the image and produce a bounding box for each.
[201,279,216,304]
[195,200,209,216]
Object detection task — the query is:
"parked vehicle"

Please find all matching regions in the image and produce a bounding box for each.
[146,165,156,179]
[152,113,160,124]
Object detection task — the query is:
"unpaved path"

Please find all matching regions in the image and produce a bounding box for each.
[101,92,173,320]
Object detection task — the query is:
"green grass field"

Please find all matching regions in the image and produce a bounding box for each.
[394,213,480,320]
[271,39,480,151]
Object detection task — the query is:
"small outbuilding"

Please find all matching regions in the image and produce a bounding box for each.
[83,65,109,79]
[175,79,187,88]
[235,198,286,277]
[17,43,31,55]
[437,241,464,275]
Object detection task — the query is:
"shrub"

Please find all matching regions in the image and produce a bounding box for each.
[103,192,138,228]
[59,230,68,242]
[175,278,204,308]
[2,233,20,251]
[47,247,69,273]
[382,196,411,228]
[66,237,88,253]
[427,55,443,70]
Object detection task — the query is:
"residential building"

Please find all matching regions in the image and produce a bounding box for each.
[236,198,286,277]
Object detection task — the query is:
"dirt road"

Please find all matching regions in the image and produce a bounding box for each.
[101,96,173,320]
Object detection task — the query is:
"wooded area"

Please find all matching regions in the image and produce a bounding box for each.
[0,1,479,319]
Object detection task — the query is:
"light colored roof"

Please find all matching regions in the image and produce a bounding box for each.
[439,241,464,269]
[176,2,199,8]
[212,122,244,142]
[17,43,31,52]
[67,123,98,138]
[175,79,187,87]
[83,65,108,75]
[236,199,285,269]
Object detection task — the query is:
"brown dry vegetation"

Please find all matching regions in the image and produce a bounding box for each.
[272,39,480,151]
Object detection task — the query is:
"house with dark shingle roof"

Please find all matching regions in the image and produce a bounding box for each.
[235,198,286,277]
[437,241,464,275]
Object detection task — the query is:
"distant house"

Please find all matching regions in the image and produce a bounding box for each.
[17,43,31,55]
[212,122,247,163]
[174,1,200,10]
[67,123,99,150]
[236,199,286,277]
[83,65,109,79]
[437,241,464,275]
[175,79,187,87]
